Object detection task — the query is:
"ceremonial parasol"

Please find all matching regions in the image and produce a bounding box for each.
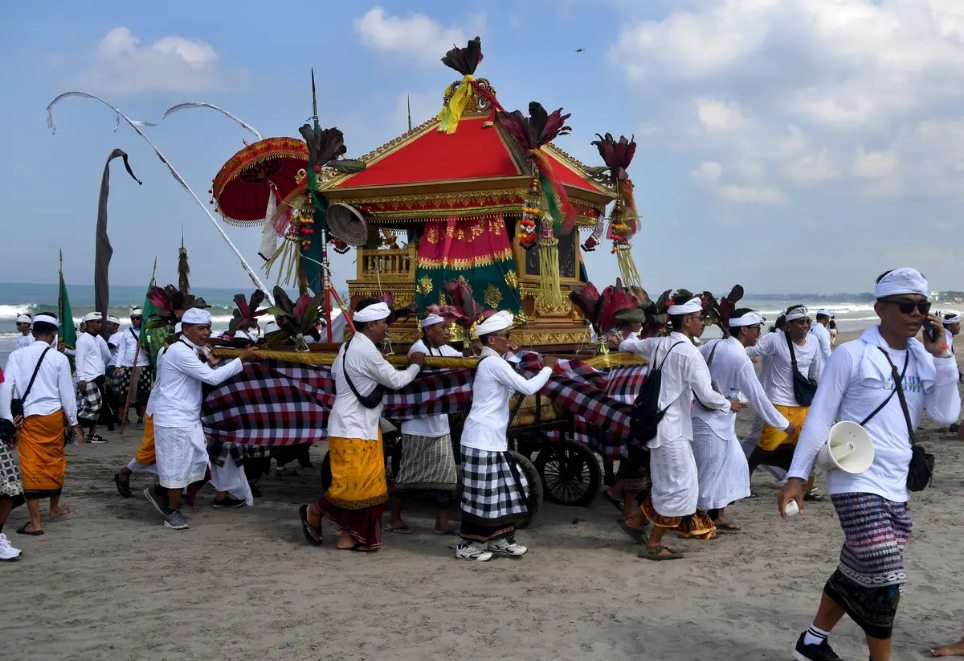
[212,137,308,225]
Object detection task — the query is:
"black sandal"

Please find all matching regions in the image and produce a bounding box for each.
[16,524,44,536]
[298,504,322,546]
[603,492,624,513]
[339,543,376,553]
[114,473,132,498]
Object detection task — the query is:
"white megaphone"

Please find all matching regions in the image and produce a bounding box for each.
[814,421,875,474]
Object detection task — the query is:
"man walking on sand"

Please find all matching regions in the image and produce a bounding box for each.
[779,268,960,661]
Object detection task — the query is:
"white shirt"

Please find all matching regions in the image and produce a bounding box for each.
[1,340,78,426]
[619,333,730,448]
[16,333,35,350]
[788,327,961,502]
[401,339,462,438]
[74,332,112,381]
[694,337,789,436]
[328,332,420,441]
[107,332,124,367]
[117,327,151,367]
[809,322,833,366]
[746,330,821,407]
[461,347,553,452]
[151,337,243,427]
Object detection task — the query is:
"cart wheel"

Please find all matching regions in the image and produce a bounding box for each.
[536,439,600,507]
[320,451,332,491]
[512,451,542,529]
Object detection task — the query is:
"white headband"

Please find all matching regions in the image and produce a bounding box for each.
[944,314,960,326]
[875,267,928,299]
[784,305,809,322]
[83,312,103,323]
[729,311,764,327]
[354,302,391,323]
[174,322,183,334]
[667,297,702,315]
[107,315,121,324]
[181,308,212,325]
[33,314,58,327]
[476,310,514,336]
[16,314,31,324]
[130,308,143,316]
[817,309,834,318]
[263,320,280,334]
[420,314,444,328]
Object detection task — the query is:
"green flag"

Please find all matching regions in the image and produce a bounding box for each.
[140,280,168,369]
[58,269,77,371]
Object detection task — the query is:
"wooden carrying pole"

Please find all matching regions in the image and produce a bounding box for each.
[119,257,155,435]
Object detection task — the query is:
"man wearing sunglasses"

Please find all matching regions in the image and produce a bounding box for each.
[779,267,960,661]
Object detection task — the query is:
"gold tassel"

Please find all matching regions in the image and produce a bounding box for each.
[617,250,642,289]
[538,215,563,308]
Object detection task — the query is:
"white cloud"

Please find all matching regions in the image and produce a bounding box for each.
[354,7,485,65]
[853,148,898,178]
[784,149,840,181]
[696,99,747,133]
[691,160,790,205]
[691,161,723,182]
[75,27,246,94]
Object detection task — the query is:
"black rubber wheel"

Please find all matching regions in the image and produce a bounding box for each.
[536,438,601,507]
[320,451,332,491]
[512,451,542,529]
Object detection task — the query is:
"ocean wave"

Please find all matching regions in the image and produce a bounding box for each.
[0,304,38,320]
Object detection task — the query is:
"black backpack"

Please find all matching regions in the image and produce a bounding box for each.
[630,341,684,442]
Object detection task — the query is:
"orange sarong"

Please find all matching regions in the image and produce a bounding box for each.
[134,415,156,466]
[18,411,66,498]
[325,432,387,510]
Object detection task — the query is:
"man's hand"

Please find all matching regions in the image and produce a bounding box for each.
[408,352,425,368]
[78,380,87,391]
[12,415,24,430]
[784,422,796,438]
[207,353,221,368]
[728,398,745,412]
[57,340,65,352]
[922,313,946,357]
[778,477,806,520]
[542,356,558,370]
[239,347,262,363]
[72,425,84,446]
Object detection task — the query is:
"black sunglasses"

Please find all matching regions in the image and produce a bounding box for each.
[885,299,931,315]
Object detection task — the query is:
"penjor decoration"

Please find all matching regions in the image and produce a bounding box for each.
[591,133,642,288]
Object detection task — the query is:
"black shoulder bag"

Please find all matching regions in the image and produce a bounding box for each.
[876,347,934,492]
[11,347,52,418]
[630,341,684,443]
[342,338,385,409]
[785,332,818,407]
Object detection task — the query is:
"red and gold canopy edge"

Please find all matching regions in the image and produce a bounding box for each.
[318,80,615,226]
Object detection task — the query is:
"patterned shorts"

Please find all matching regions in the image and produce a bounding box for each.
[0,441,23,499]
[77,381,103,423]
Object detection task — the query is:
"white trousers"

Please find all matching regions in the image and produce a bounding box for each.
[125,459,157,475]
[210,461,254,507]
[649,437,699,518]
[155,422,209,489]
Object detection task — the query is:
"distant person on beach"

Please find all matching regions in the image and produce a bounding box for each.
[105,315,122,371]
[112,308,152,430]
[74,312,112,444]
[943,312,960,380]
[810,309,834,364]
[15,314,34,350]
[0,313,83,536]
[779,268,961,661]
[828,318,838,348]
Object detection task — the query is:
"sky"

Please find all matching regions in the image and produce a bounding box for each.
[3,0,964,297]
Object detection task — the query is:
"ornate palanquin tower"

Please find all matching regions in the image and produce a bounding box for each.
[320,80,616,348]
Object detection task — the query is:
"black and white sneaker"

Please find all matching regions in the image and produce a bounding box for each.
[144,487,168,518]
[86,434,108,444]
[792,632,842,661]
[212,496,246,509]
[164,509,190,530]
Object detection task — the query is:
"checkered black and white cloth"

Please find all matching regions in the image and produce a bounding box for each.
[77,381,103,423]
[111,366,154,405]
[0,440,22,499]
[460,446,528,525]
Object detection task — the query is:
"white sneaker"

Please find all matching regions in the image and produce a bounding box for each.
[488,538,528,556]
[456,542,493,562]
[0,533,22,561]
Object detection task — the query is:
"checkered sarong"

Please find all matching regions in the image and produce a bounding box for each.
[460,446,528,526]
[207,438,245,468]
[77,381,103,423]
[111,366,154,405]
[0,440,23,499]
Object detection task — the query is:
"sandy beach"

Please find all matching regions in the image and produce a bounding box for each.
[2,330,964,661]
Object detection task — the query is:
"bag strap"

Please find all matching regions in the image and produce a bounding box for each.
[859,351,908,426]
[785,330,800,372]
[655,341,685,372]
[875,347,917,445]
[18,347,51,404]
[342,338,384,407]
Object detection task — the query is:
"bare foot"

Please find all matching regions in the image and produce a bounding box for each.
[932,639,964,656]
[50,505,71,519]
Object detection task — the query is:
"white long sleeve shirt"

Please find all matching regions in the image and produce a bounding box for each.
[116,328,151,368]
[401,339,462,438]
[810,322,833,367]
[694,337,789,437]
[150,337,243,427]
[107,332,124,367]
[16,333,35,350]
[788,326,961,502]
[328,332,421,441]
[74,332,112,381]
[1,340,78,426]
[461,347,553,452]
[619,332,730,449]
[746,330,821,407]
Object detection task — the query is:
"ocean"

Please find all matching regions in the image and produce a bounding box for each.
[0,282,882,367]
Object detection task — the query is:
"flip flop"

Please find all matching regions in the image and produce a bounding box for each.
[713,521,741,533]
[114,473,132,498]
[338,543,376,552]
[804,492,825,502]
[603,492,624,513]
[618,518,648,545]
[385,524,414,535]
[433,528,460,536]
[298,504,322,546]
[16,524,44,536]
[638,545,683,561]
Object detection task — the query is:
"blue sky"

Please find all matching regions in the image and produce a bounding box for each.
[3,0,963,296]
